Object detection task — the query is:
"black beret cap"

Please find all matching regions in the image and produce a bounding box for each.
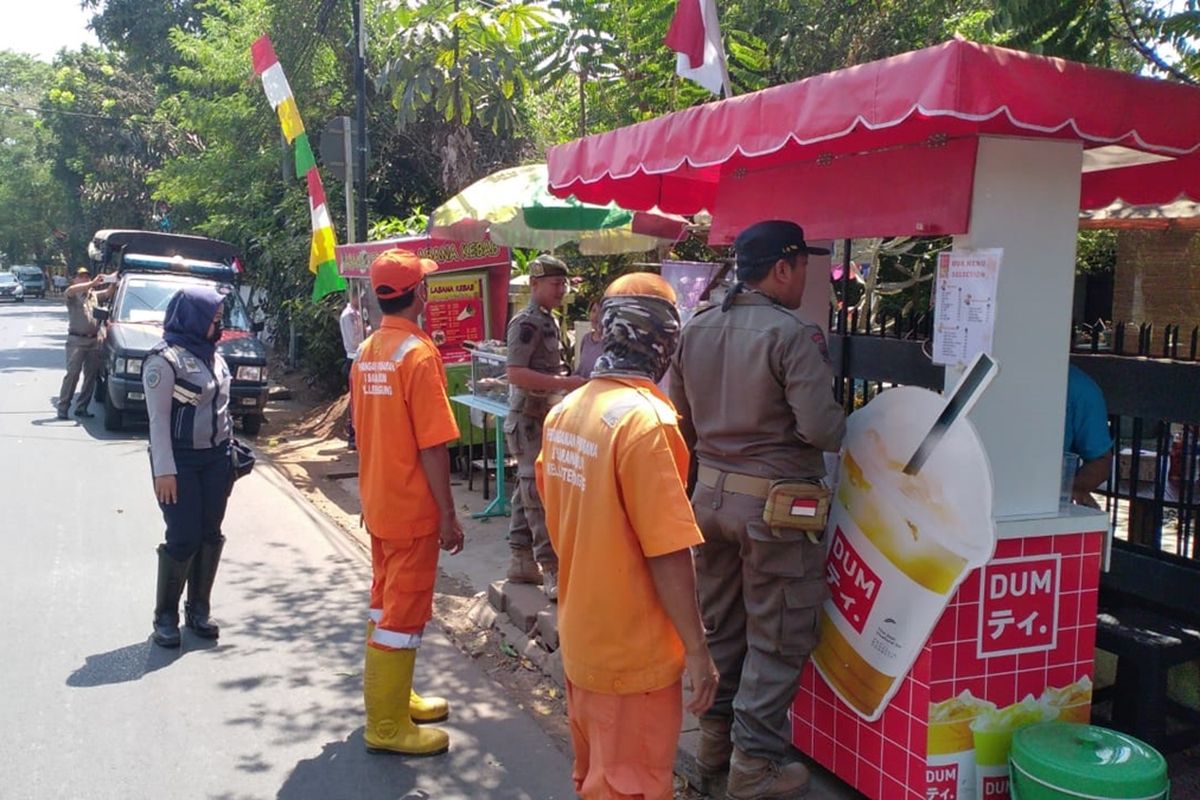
[734,220,829,280]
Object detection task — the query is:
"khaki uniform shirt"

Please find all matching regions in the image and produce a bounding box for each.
[66,290,100,339]
[668,291,846,480]
[506,302,566,418]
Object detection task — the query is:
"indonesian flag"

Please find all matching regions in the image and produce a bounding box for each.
[664,0,730,97]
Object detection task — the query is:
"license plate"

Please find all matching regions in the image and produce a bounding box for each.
[241,397,258,406]
[128,392,145,401]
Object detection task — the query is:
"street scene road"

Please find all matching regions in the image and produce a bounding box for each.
[0,299,576,800]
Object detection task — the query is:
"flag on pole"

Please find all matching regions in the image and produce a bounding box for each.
[251,35,346,301]
[664,0,730,97]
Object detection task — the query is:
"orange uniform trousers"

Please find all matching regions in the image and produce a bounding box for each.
[368,532,439,649]
[566,679,683,800]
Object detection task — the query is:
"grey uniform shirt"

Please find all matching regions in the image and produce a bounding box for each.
[668,291,846,480]
[143,343,233,477]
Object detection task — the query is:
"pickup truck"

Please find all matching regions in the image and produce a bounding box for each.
[88,230,269,434]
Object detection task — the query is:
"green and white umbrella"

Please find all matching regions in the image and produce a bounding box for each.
[429,163,687,255]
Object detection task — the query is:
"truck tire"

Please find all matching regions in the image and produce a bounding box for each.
[241,415,263,436]
[103,386,123,431]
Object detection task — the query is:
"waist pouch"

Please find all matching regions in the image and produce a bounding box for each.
[762,479,831,538]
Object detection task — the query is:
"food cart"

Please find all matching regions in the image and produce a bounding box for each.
[335,235,512,473]
[546,38,1200,800]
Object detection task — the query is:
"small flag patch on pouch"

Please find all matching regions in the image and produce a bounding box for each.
[790,498,819,517]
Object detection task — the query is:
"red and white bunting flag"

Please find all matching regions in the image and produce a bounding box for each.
[664,0,730,97]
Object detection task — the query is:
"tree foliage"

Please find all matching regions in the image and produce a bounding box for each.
[0,0,1194,389]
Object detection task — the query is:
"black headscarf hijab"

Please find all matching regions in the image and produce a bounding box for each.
[163,286,224,366]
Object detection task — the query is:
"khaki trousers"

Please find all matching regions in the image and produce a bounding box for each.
[692,480,829,762]
[504,412,557,569]
[58,337,101,414]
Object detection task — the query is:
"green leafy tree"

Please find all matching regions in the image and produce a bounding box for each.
[0,52,72,266]
[373,0,549,191]
[988,0,1199,82]
[40,47,178,264]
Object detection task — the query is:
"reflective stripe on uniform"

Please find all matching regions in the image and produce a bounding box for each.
[390,335,421,363]
[368,608,382,623]
[370,627,422,649]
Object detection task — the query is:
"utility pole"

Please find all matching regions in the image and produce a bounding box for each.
[352,0,369,244]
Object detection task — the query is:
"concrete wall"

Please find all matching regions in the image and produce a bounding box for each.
[1112,228,1200,331]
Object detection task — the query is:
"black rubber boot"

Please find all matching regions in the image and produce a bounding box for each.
[153,545,192,648]
[184,535,225,639]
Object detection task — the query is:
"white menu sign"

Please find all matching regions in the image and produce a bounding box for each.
[932,249,1001,366]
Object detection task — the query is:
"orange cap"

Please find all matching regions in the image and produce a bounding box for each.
[370,249,438,299]
[604,272,677,304]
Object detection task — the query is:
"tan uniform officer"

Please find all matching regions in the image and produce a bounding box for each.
[57,267,116,419]
[669,220,846,800]
[505,255,585,601]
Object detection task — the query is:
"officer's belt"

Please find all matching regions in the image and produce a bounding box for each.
[68,331,98,339]
[696,465,773,498]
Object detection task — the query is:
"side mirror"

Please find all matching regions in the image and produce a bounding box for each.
[252,320,265,333]
[92,307,110,323]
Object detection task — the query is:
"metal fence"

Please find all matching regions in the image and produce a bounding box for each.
[1072,322,1200,559]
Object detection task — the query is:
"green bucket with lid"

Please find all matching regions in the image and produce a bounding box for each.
[1010,722,1169,800]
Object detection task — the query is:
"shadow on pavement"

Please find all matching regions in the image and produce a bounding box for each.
[66,636,222,687]
[0,345,64,372]
[275,729,426,800]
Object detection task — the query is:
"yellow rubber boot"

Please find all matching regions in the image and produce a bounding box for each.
[363,645,450,756]
[365,619,449,724]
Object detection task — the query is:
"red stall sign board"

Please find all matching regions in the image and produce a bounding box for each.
[424,275,486,365]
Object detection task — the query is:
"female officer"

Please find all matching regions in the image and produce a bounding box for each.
[142,286,234,648]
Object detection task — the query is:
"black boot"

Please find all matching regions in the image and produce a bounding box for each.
[153,545,192,648]
[184,535,225,639]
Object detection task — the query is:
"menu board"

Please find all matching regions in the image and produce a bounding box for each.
[424,274,486,364]
[933,249,1001,366]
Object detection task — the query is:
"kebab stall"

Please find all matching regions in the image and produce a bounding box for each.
[335,235,512,467]
[547,38,1200,800]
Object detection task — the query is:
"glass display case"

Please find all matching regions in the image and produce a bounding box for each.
[469,348,508,403]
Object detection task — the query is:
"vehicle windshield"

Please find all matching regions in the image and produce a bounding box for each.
[117,278,252,330]
[0,274,16,284]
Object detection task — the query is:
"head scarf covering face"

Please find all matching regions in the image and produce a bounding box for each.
[163,286,225,365]
[590,294,681,383]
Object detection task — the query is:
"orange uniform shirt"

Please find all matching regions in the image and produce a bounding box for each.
[351,316,459,540]
[536,377,705,695]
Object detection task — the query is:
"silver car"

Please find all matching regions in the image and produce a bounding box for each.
[0,272,25,303]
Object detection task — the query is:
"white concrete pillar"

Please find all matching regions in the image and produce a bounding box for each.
[949,137,1083,518]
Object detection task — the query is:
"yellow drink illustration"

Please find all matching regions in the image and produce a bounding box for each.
[930,691,997,755]
[971,696,1058,797]
[812,388,996,721]
[1039,676,1093,724]
[927,692,997,800]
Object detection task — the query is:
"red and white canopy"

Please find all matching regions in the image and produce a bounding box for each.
[547,38,1200,243]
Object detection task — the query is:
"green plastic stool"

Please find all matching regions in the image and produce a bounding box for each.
[1010,722,1169,799]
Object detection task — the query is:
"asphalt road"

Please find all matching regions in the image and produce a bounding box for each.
[0,298,575,800]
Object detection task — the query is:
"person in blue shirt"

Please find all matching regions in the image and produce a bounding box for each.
[1064,364,1113,507]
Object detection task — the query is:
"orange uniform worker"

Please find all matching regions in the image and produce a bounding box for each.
[351,249,466,757]
[537,273,719,799]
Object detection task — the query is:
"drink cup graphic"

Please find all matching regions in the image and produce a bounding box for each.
[970,696,1058,798]
[813,386,997,720]
[1039,676,1093,724]
[928,691,996,800]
